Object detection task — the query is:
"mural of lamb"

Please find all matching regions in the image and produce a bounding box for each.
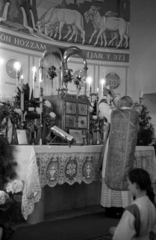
[84,6,129,48]
[37,7,85,44]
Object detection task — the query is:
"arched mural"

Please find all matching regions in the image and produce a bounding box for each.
[0,0,130,49]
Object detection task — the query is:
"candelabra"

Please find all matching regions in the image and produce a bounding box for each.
[89,92,101,144]
[57,85,68,98]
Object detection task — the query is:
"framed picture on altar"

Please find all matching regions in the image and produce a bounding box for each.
[69,129,85,144]
[16,129,28,145]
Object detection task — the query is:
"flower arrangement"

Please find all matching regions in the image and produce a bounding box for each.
[0,135,22,239]
[47,66,57,80]
[63,69,73,86]
[89,100,106,144]
[0,179,23,206]
[0,179,24,239]
[0,84,57,144]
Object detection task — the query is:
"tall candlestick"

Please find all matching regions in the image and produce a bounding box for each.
[32,66,37,98]
[40,81,43,112]
[96,93,99,144]
[20,75,24,111]
[39,66,43,145]
[90,85,92,93]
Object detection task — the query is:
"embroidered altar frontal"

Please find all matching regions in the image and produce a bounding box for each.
[36,146,101,187]
[105,109,139,191]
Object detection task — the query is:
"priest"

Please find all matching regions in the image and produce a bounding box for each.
[98,85,140,201]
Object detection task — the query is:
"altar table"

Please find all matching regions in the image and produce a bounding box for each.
[12,145,156,223]
[12,145,102,220]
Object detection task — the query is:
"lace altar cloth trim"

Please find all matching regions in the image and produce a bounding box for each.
[36,152,101,187]
[22,154,42,220]
[101,149,156,208]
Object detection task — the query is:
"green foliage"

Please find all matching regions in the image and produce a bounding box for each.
[0,137,17,190]
[137,104,155,146]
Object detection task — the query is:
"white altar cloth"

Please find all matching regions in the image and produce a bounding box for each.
[11,145,156,220]
[12,145,101,220]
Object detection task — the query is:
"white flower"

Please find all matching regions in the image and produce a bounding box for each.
[36,107,42,114]
[28,107,35,111]
[91,102,94,107]
[14,108,22,115]
[0,190,9,205]
[6,179,24,194]
[49,112,56,118]
[44,100,51,108]
[92,115,97,120]
[2,117,6,124]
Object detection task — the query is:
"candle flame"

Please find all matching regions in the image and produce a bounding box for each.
[32,66,37,72]
[101,78,106,86]
[13,61,21,71]
[86,76,92,86]
[0,58,4,65]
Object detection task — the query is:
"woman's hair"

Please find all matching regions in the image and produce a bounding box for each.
[128,168,155,204]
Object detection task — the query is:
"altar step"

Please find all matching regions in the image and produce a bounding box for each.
[44,204,105,222]
[13,205,105,229]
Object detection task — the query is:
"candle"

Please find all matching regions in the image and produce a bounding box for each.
[86,76,92,93]
[101,79,106,96]
[13,61,21,88]
[139,90,143,98]
[20,74,24,91]
[97,88,99,94]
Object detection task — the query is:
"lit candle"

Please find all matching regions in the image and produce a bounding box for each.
[97,88,99,94]
[101,79,106,96]
[13,61,21,88]
[86,76,92,93]
[139,90,143,98]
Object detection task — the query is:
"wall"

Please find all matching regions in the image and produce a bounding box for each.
[0,0,130,100]
[0,29,129,100]
[129,0,156,131]
[129,0,156,98]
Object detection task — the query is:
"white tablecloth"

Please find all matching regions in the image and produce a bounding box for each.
[11,145,156,219]
[12,145,102,220]
[11,145,42,220]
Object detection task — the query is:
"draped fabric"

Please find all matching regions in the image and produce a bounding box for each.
[105,109,139,190]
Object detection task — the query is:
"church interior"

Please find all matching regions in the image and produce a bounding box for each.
[0,0,156,240]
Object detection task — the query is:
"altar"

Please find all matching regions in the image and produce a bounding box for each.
[11,145,102,222]
[12,145,156,224]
